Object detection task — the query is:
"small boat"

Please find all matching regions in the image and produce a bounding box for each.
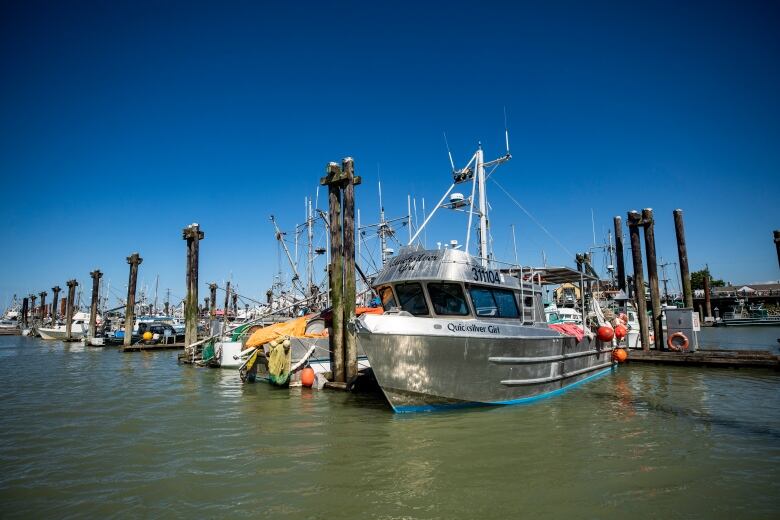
[38,312,90,340]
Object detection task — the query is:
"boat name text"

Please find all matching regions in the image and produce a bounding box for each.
[447,323,501,334]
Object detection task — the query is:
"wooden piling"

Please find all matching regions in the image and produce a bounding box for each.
[703,272,712,318]
[124,254,142,347]
[209,283,217,319]
[627,211,651,351]
[59,297,66,317]
[342,157,359,383]
[232,293,238,317]
[21,297,29,328]
[89,270,102,340]
[223,281,231,322]
[39,291,47,322]
[322,162,345,383]
[642,208,664,350]
[182,224,204,355]
[673,209,694,308]
[774,230,780,269]
[65,279,78,340]
[30,295,37,325]
[613,216,626,292]
[51,286,60,324]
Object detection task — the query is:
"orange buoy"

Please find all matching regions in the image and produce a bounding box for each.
[612,348,628,362]
[301,367,315,387]
[597,325,614,342]
[614,324,627,340]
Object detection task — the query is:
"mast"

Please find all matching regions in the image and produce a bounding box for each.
[379,181,389,265]
[476,144,488,266]
[270,215,305,297]
[307,196,314,295]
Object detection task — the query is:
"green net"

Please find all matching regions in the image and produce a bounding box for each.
[202,342,215,362]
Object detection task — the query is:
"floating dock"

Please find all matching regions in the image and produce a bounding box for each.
[626,349,779,368]
[121,343,185,352]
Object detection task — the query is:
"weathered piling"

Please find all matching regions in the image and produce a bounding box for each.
[323,162,345,383]
[89,270,102,340]
[673,209,694,308]
[223,281,231,322]
[21,297,29,328]
[51,286,61,324]
[642,208,663,350]
[775,230,780,269]
[703,272,712,318]
[613,216,626,292]
[209,283,217,319]
[232,293,238,317]
[124,254,142,347]
[182,224,204,354]
[30,295,37,325]
[627,211,651,351]
[59,297,66,317]
[342,157,359,382]
[39,291,47,322]
[319,158,362,386]
[65,279,78,340]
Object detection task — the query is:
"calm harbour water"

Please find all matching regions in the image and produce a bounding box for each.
[0,333,778,519]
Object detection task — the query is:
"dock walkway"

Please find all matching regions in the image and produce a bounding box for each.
[627,349,779,368]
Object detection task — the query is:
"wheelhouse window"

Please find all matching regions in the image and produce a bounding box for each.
[427,283,469,316]
[468,286,520,318]
[378,286,397,311]
[395,283,429,316]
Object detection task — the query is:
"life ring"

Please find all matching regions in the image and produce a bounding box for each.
[667,332,689,351]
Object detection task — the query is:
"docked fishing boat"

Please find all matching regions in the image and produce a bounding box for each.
[354,137,615,412]
[716,300,780,327]
[38,312,90,340]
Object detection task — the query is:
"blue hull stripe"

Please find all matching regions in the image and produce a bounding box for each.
[392,365,616,413]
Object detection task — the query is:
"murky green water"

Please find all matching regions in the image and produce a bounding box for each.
[1,336,778,519]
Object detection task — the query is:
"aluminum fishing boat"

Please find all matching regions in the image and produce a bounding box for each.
[354,134,615,412]
[356,247,614,412]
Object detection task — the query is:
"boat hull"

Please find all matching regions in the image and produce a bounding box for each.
[357,315,614,412]
[38,327,86,341]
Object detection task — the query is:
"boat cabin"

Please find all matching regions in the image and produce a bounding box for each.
[371,248,546,324]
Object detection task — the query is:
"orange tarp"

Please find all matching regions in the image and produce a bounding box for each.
[245,315,327,349]
[244,307,384,350]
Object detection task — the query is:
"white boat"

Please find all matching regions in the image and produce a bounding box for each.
[545,303,583,326]
[38,312,90,340]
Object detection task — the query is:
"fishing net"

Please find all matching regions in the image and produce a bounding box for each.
[267,342,292,387]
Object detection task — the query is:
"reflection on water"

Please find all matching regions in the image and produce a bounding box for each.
[0,336,778,519]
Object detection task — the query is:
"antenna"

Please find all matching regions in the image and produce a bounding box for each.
[503,106,510,155]
[443,132,456,172]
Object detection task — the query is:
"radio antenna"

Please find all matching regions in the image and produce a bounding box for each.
[443,132,456,172]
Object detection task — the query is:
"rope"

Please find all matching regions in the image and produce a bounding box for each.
[491,178,574,259]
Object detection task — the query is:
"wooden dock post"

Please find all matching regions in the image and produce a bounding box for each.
[232,293,238,317]
[89,270,102,340]
[30,294,37,326]
[182,224,204,356]
[124,254,142,347]
[673,209,694,308]
[642,209,664,350]
[65,279,78,340]
[223,281,231,323]
[39,291,47,323]
[613,216,626,292]
[50,286,60,324]
[628,211,651,351]
[322,162,345,383]
[342,157,360,383]
[774,230,780,269]
[21,297,29,328]
[59,297,66,317]
[703,271,712,318]
[209,283,217,319]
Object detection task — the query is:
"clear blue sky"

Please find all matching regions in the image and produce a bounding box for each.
[1,0,778,309]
